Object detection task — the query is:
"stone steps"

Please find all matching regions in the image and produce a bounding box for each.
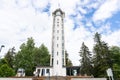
[32,76,106,80]
[32,76,70,80]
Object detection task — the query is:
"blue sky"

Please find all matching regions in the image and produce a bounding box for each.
[0,0,120,65]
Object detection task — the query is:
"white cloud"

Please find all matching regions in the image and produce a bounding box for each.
[0,0,16,9]
[93,0,120,22]
[31,0,49,10]
[103,30,120,46]
[15,0,30,8]
[0,1,52,57]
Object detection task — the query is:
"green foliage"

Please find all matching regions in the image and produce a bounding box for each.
[79,42,92,76]
[0,56,15,77]
[0,64,15,77]
[0,58,8,66]
[65,51,73,66]
[110,46,120,78]
[92,32,112,77]
[2,32,120,78]
[4,47,15,68]
[14,37,35,76]
[33,44,50,66]
[14,37,50,76]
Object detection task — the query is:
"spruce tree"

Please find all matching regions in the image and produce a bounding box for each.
[92,32,112,77]
[79,42,92,76]
[65,51,73,67]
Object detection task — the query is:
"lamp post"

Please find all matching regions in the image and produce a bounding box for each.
[0,45,5,53]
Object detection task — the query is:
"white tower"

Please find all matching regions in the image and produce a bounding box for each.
[50,8,66,76]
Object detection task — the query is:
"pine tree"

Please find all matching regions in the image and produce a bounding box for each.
[5,47,15,68]
[65,51,73,66]
[92,32,112,77]
[79,42,92,76]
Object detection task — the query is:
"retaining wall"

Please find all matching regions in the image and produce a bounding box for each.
[0,78,32,80]
[0,77,107,80]
[71,78,107,80]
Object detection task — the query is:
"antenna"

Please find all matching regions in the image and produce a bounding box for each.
[57,0,60,8]
[58,3,60,8]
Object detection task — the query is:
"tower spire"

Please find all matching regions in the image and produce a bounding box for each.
[57,0,60,9]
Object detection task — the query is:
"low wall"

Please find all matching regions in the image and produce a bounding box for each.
[0,78,32,80]
[71,78,107,80]
[0,77,107,80]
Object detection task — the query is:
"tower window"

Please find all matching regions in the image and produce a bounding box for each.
[57,22,59,27]
[62,58,64,66]
[52,58,53,65]
[62,36,64,40]
[57,37,59,40]
[57,30,59,33]
[62,23,63,26]
[62,43,64,46]
[57,60,58,65]
[57,44,59,47]
[62,50,64,57]
[57,52,58,56]
[62,30,64,33]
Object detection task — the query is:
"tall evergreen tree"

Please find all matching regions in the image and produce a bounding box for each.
[5,47,15,68]
[0,58,8,66]
[79,42,92,76]
[65,51,73,67]
[92,32,112,77]
[0,51,16,77]
[0,64,15,77]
